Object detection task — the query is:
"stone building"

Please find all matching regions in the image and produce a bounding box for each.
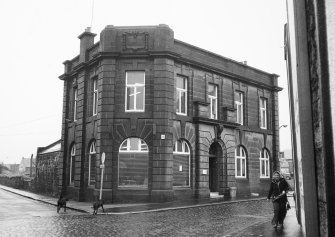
[58,25,281,203]
[36,140,61,195]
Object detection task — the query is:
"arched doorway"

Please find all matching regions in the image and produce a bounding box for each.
[209,143,219,192]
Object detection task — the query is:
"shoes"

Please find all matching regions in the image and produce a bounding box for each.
[277,224,284,229]
[273,224,278,229]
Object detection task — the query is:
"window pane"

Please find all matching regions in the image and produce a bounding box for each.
[176,91,180,113]
[208,84,215,96]
[129,138,139,151]
[90,154,96,184]
[176,141,182,152]
[127,87,135,110]
[119,152,148,188]
[184,142,189,153]
[136,86,144,110]
[127,72,144,85]
[181,92,186,113]
[176,77,184,89]
[261,160,265,176]
[242,159,246,176]
[237,158,241,176]
[173,154,189,186]
[120,140,128,151]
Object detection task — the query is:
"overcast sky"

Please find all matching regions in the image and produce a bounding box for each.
[0,0,290,164]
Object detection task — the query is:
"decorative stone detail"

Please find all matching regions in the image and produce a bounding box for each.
[122,32,149,51]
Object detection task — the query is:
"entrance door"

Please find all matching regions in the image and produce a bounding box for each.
[209,156,218,192]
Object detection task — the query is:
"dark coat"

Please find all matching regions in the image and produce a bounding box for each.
[267,177,290,203]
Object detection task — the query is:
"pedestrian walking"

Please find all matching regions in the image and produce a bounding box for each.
[267,171,290,229]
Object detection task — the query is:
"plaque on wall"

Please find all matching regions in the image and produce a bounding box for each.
[122,32,149,51]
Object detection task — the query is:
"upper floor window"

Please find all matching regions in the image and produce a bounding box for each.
[92,78,98,116]
[208,84,218,119]
[260,148,270,178]
[260,98,267,129]
[235,92,244,125]
[73,88,78,121]
[235,146,247,178]
[125,71,145,112]
[176,76,187,115]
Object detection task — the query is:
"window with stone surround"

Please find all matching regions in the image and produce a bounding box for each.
[125,71,145,112]
[118,138,148,188]
[259,148,270,178]
[208,84,218,119]
[69,144,76,184]
[92,78,98,116]
[260,98,267,129]
[73,88,78,121]
[176,76,188,115]
[88,141,96,185]
[235,91,244,125]
[235,146,247,178]
[173,140,190,187]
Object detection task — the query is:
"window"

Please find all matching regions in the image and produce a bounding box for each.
[260,98,267,129]
[118,138,148,188]
[92,78,98,115]
[235,146,247,178]
[70,145,76,184]
[73,88,78,121]
[173,140,190,187]
[235,92,243,125]
[208,84,218,119]
[176,76,187,115]
[125,71,145,112]
[260,148,270,178]
[88,141,96,185]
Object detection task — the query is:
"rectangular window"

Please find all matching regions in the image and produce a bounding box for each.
[125,71,145,112]
[235,92,243,125]
[260,98,267,129]
[92,78,98,116]
[73,88,78,121]
[208,84,218,119]
[176,76,187,115]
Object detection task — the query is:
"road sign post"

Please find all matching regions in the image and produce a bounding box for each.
[99,152,105,200]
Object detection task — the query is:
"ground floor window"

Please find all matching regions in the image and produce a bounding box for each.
[69,144,75,184]
[260,148,270,178]
[173,140,190,187]
[235,146,247,178]
[118,138,148,188]
[88,141,96,185]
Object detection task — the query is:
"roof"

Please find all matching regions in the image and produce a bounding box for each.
[39,140,61,155]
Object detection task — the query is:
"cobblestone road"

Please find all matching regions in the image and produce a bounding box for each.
[0,189,274,237]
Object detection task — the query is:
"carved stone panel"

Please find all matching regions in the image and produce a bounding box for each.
[122,32,149,51]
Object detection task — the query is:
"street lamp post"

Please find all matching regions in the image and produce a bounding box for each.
[99,152,105,200]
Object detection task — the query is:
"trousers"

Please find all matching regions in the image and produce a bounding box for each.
[271,201,287,225]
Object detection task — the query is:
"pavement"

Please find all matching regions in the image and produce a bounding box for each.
[0,184,303,236]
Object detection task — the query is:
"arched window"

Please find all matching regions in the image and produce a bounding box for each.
[235,146,247,178]
[118,138,148,188]
[70,144,76,184]
[88,141,96,185]
[260,148,270,178]
[173,140,190,186]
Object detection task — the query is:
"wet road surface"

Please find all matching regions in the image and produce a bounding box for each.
[0,188,276,237]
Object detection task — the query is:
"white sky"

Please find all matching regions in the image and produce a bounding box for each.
[0,0,291,164]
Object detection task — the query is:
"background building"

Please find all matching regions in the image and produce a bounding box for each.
[58,25,281,203]
[36,140,61,196]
